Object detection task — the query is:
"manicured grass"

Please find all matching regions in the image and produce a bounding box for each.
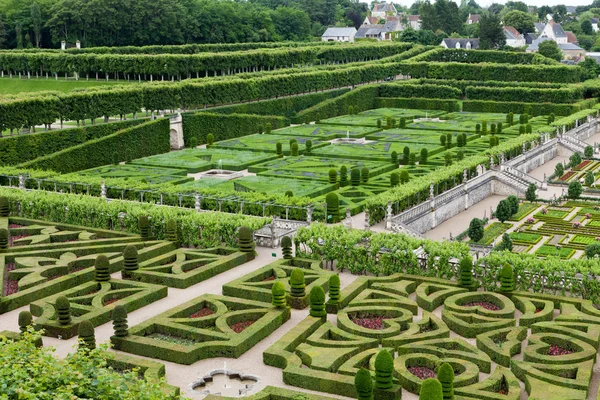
[473,222,511,245]
[272,124,378,140]
[509,232,542,244]
[321,108,446,126]
[535,244,575,259]
[78,164,192,185]
[570,235,599,245]
[0,77,132,95]
[509,203,540,221]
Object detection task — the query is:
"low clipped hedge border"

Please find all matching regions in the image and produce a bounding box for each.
[462,100,577,116]
[376,97,459,112]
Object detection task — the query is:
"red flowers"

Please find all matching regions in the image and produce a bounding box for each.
[351,314,390,330]
[230,320,255,333]
[463,301,501,311]
[189,307,215,318]
[547,345,573,356]
[4,263,18,296]
[408,366,436,380]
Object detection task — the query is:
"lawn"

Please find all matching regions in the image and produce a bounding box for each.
[473,222,511,245]
[271,124,378,140]
[509,232,543,244]
[320,108,446,126]
[535,244,575,259]
[509,203,540,221]
[0,77,132,95]
[311,141,442,161]
[213,134,328,154]
[78,164,192,185]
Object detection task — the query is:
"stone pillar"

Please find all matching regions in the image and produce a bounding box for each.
[385,201,392,230]
[101,181,107,200]
[18,174,24,190]
[195,193,200,212]
[306,205,312,224]
[76,40,81,49]
[364,209,370,231]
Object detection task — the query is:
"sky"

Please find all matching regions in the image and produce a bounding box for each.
[359,0,594,7]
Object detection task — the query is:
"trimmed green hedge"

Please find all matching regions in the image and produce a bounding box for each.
[465,86,583,104]
[293,85,380,123]
[378,83,461,99]
[376,97,459,112]
[462,100,576,116]
[410,48,558,65]
[19,119,171,173]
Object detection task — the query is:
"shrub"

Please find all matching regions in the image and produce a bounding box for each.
[498,233,513,252]
[456,150,464,161]
[497,122,503,133]
[78,320,96,351]
[328,274,340,303]
[391,118,397,128]
[507,112,514,126]
[526,183,537,202]
[568,181,583,199]
[444,153,452,167]
[272,281,287,308]
[440,135,447,147]
[525,124,532,134]
[305,139,312,155]
[507,195,519,216]
[122,245,139,278]
[328,169,338,184]
[309,286,326,318]
[459,255,475,289]
[281,236,293,259]
[386,116,392,128]
[437,363,454,400]
[446,133,452,148]
[0,196,8,217]
[238,226,255,253]
[94,255,111,282]
[206,133,214,148]
[420,378,443,400]
[351,168,361,186]
[482,120,488,134]
[400,117,406,128]
[361,167,370,183]
[457,135,464,147]
[490,123,496,135]
[585,145,594,159]
[391,151,398,165]
[291,142,299,156]
[289,268,305,297]
[468,218,484,242]
[276,142,283,157]
[326,193,340,223]
[586,171,595,186]
[518,125,525,135]
[189,137,198,148]
[499,264,514,292]
[55,296,71,325]
[348,105,354,115]
[570,152,582,168]
[420,148,428,164]
[495,200,512,223]
[554,163,564,178]
[374,350,394,390]
[0,228,7,250]
[403,146,410,164]
[138,215,150,239]
[377,119,382,128]
[475,124,481,135]
[340,166,348,187]
[355,368,374,400]
[585,242,600,258]
[400,169,410,184]
[18,311,33,334]
[166,219,178,245]
[112,305,128,337]
[547,113,555,124]
[265,123,272,134]
[390,172,400,187]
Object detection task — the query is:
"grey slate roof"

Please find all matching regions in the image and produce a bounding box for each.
[356,25,386,38]
[527,37,583,52]
[535,23,545,33]
[441,38,480,49]
[321,27,357,37]
[551,22,567,38]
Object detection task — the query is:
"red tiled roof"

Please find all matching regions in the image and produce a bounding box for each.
[565,31,578,44]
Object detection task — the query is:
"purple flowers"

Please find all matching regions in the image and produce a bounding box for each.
[408,366,436,380]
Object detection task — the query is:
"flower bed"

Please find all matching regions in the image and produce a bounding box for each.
[547,345,574,356]
[463,302,501,311]
[408,366,437,380]
[574,160,592,171]
[230,320,256,333]
[3,263,18,296]
[559,171,577,182]
[350,314,391,330]
[190,307,215,318]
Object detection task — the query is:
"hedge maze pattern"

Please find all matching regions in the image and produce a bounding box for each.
[264,273,600,400]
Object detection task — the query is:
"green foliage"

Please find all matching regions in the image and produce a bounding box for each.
[272,281,287,308]
[138,215,150,239]
[361,167,369,183]
[568,181,583,199]
[444,153,452,167]
[391,151,398,165]
[468,218,484,243]
[437,363,454,400]
[585,145,594,159]
[281,236,293,259]
[554,163,564,178]
[419,378,443,400]
[55,296,72,325]
[0,228,8,250]
[499,264,514,292]
[305,140,312,155]
[495,200,512,223]
[390,172,400,187]
[377,119,382,128]
[112,305,128,338]
[238,226,255,253]
[309,286,326,318]
[374,350,394,390]
[400,170,410,184]
[94,255,111,282]
[78,320,96,351]
[475,124,481,135]
[400,117,406,128]
[586,171,595,187]
[166,219,178,244]
[189,137,198,148]
[538,40,563,62]
[379,83,461,99]
[440,134,447,147]
[18,311,33,334]
[497,233,513,252]
[0,196,9,217]
[351,168,360,186]
[507,195,519,216]
[289,268,305,298]
[328,169,337,184]
[265,123,272,134]
[206,133,214,148]
[403,146,410,164]
[328,274,340,303]
[291,142,299,156]
[459,255,475,289]
[285,190,293,197]
[526,183,537,202]
[409,153,417,166]
[482,120,488,135]
[585,242,600,259]
[276,142,283,157]
[465,86,583,104]
[420,148,428,164]
[326,193,340,223]
[340,165,348,187]
[122,244,139,278]
[355,368,374,400]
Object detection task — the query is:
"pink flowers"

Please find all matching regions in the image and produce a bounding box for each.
[408,366,436,380]
[596,237,600,242]
[351,314,391,330]
[527,217,535,224]
[230,320,255,333]
[189,307,215,318]
[463,301,501,311]
[542,208,548,215]
[547,345,574,356]
[573,222,581,228]
[586,213,592,219]
[3,263,18,296]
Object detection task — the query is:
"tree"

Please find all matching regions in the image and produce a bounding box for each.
[400,170,410,184]
[495,200,512,223]
[272,281,287,308]
[238,226,255,253]
[479,12,505,49]
[390,173,400,187]
[420,378,443,400]
[355,368,374,400]
[351,168,361,186]
[30,2,42,48]
[328,274,340,304]
[340,166,348,187]
[503,10,535,34]
[538,40,563,61]
[585,145,594,159]
[0,16,5,49]
[361,167,369,183]
[568,181,583,199]
[570,152,582,168]
[498,264,514,292]
[78,320,96,351]
[281,236,293,259]
[554,163,564,178]
[421,148,428,164]
[166,219,178,245]
[403,146,411,164]
[122,245,139,279]
[468,218,484,242]
[582,19,594,35]
[526,183,537,202]
[95,255,110,282]
[537,5,553,20]
[506,1,528,13]
[391,151,399,166]
[444,153,452,167]
[289,268,305,297]
[112,305,128,337]
[329,169,338,184]
[374,350,394,390]
[585,242,600,258]
[507,195,519,216]
[586,171,595,187]
[497,233,513,252]
[459,255,475,289]
[437,363,454,400]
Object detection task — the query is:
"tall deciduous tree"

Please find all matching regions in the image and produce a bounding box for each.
[30,2,42,47]
[479,12,505,49]
[503,10,534,34]
[538,40,563,61]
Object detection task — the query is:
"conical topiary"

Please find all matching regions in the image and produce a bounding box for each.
[289,268,305,297]
[95,254,111,282]
[326,193,340,223]
[78,320,96,351]
[499,263,514,292]
[459,255,475,290]
[272,281,287,308]
[328,274,340,303]
[112,305,128,337]
[281,236,293,259]
[374,350,394,389]
[138,216,150,239]
[0,196,9,217]
[437,363,454,400]
[309,286,326,318]
[122,245,138,279]
[0,228,8,250]
[166,219,178,245]
[355,368,374,400]
[238,226,255,253]
[420,378,443,400]
[18,310,33,334]
[55,296,72,325]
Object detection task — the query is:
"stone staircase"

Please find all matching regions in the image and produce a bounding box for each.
[501,165,546,191]
[559,135,586,154]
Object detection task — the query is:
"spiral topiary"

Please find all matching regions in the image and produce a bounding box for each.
[361,167,369,183]
[340,166,348,187]
[328,274,340,303]
[459,255,475,290]
[420,378,443,400]
[305,139,312,155]
[122,245,139,279]
[326,193,340,223]
[78,320,96,351]
[18,310,33,334]
[0,196,9,217]
[328,169,337,184]
[0,228,8,250]
[355,368,374,400]
[276,142,283,157]
[309,286,326,318]
[499,263,514,292]
[437,363,454,400]
[391,151,398,165]
[138,216,150,239]
[281,235,293,259]
[166,219,178,245]
[112,305,129,337]
[374,350,394,389]
[351,168,361,186]
[289,268,305,298]
[55,296,72,325]
[238,226,255,253]
[271,281,287,308]
[94,254,111,282]
[291,142,299,156]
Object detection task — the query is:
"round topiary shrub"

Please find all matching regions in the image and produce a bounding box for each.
[355,368,374,400]
[0,196,9,217]
[374,350,394,389]
[55,296,72,325]
[281,235,293,259]
[309,286,326,318]
[361,167,369,183]
[94,255,111,282]
[291,142,299,156]
[390,172,400,187]
[112,304,128,337]
[377,119,382,128]
[265,123,272,134]
[437,363,454,400]
[329,169,338,184]
[289,268,305,298]
[391,151,398,165]
[305,140,312,155]
[326,193,340,223]
[328,274,340,303]
[122,245,138,279]
[238,226,255,253]
[166,219,178,244]
[0,228,8,250]
[272,281,287,308]
[276,142,283,157]
[340,166,348,187]
[420,378,443,400]
[400,117,406,128]
[285,190,293,197]
[18,310,33,334]
[138,216,150,239]
[189,137,198,148]
[459,255,475,290]
[351,168,361,186]
[78,320,96,351]
[400,170,409,184]
[206,133,214,148]
[499,264,514,292]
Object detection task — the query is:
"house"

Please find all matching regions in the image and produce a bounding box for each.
[356,23,402,41]
[591,18,599,32]
[565,31,578,44]
[503,26,525,47]
[566,6,577,14]
[524,33,537,45]
[527,37,584,59]
[406,15,421,30]
[371,2,398,19]
[440,38,480,50]
[466,14,481,25]
[321,27,357,43]
[363,16,380,25]
[534,20,568,44]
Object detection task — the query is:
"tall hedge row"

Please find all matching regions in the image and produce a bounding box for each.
[465,86,583,104]
[182,112,287,147]
[378,83,461,99]
[0,119,145,166]
[19,119,170,173]
[461,100,577,116]
[415,78,566,92]
[410,48,558,65]
[376,97,459,112]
